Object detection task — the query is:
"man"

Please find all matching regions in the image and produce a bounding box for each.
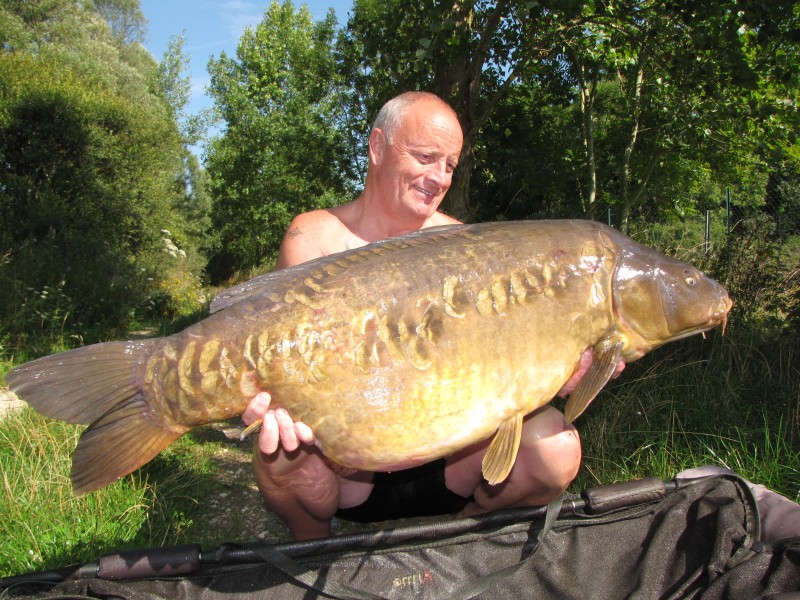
[241,91,594,540]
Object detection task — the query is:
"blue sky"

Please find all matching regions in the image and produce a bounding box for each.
[139,0,353,117]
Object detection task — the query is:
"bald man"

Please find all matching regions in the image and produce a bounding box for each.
[242,92,588,540]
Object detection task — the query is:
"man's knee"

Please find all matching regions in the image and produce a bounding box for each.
[252,445,341,514]
[468,406,581,511]
[517,406,582,497]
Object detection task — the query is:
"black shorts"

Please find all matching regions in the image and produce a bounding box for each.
[335,459,473,523]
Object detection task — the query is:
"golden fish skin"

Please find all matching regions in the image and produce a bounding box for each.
[6,220,732,493]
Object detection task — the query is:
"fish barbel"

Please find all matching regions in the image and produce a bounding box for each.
[6,220,732,494]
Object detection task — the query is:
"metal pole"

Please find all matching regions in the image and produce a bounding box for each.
[725,188,730,234]
[608,208,612,227]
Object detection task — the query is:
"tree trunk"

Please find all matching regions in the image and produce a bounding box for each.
[576,61,597,220]
[442,152,474,220]
[619,57,646,233]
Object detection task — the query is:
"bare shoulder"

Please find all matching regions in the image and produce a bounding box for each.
[278,209,350,268]
[285,209,343,235]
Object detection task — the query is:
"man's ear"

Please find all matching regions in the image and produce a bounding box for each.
[368,128,386,166]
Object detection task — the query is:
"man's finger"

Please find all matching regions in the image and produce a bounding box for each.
[243,391,272,424]
[259,410,280,454]
[294,421,315,445]
[275,408,299,452]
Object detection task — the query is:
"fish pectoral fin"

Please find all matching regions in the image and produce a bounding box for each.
[235,418,263,440]
[71,394,188,495]
[481,413,524,485]
[564,337,624,423]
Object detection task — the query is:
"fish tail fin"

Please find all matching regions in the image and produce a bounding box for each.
[6,340,188,494]
[6,340,160,424]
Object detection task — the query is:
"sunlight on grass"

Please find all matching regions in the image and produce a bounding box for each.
[573,332,800,503]
[0,408,218,577]
[0,409,149,576]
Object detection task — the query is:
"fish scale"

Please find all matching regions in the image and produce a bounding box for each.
[7,220,732,494]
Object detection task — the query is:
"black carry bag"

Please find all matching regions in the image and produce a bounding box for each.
[2,473,799,599]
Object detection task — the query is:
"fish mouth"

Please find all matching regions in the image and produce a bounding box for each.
[666,295,733,343]
[696,295,733,338]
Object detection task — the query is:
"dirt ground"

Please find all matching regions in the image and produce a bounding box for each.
[185,427,387,548]
[0,387,25,415]
[185,431,295,546]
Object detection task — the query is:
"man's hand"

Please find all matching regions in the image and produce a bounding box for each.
[557,349,626,398]
[242,392,315,454]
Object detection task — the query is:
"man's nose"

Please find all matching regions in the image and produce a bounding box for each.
[427,159,449,186]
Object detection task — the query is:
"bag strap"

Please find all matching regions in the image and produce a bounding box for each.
[243,495,564,600]
[243,542,386,600]
[446,495,564,600]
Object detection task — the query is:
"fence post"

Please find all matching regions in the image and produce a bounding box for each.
[725,188,730,234]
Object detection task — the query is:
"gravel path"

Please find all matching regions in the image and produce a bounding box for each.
[0,387,25,417]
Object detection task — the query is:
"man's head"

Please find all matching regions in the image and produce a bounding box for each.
[367,92,463,223]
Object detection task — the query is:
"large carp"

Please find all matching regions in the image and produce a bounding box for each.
[7,220,731,494]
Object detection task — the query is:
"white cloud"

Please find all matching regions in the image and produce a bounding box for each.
[214,0,263,37]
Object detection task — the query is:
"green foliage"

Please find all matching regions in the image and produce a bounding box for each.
[714,220,800,338]
[146,268,207,319]
[0,0,209,346]
[0,52,179,336]
[205,1,352,282]
[91,0,147,46]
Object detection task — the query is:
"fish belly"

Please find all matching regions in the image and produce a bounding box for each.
[240,223,617,471]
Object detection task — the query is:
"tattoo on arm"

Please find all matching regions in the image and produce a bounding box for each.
[286,227,303,239]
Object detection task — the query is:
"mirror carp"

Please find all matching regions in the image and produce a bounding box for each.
[7,220,732,494]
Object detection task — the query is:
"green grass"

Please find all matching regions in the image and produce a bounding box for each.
[0,408,220,577]
[570,330,800,502]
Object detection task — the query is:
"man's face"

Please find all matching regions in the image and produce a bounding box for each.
[371,101,463,221]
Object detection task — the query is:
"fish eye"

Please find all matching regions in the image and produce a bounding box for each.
[684,272,697,286]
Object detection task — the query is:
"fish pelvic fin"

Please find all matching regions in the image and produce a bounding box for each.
[482,413,523,485]
[564,336,624,423]
[72,394,188,494]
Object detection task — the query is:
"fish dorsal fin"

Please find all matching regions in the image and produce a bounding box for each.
[564,336,624,423]
[481,413,523,485]
[209,224,471,313]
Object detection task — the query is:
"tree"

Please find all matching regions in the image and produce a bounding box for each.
[342,0,800,224]
[205,0,352,282]
[537,0,799,229]
[150,33,213,268]
[90,0,147,45]
[0,0,201,338]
